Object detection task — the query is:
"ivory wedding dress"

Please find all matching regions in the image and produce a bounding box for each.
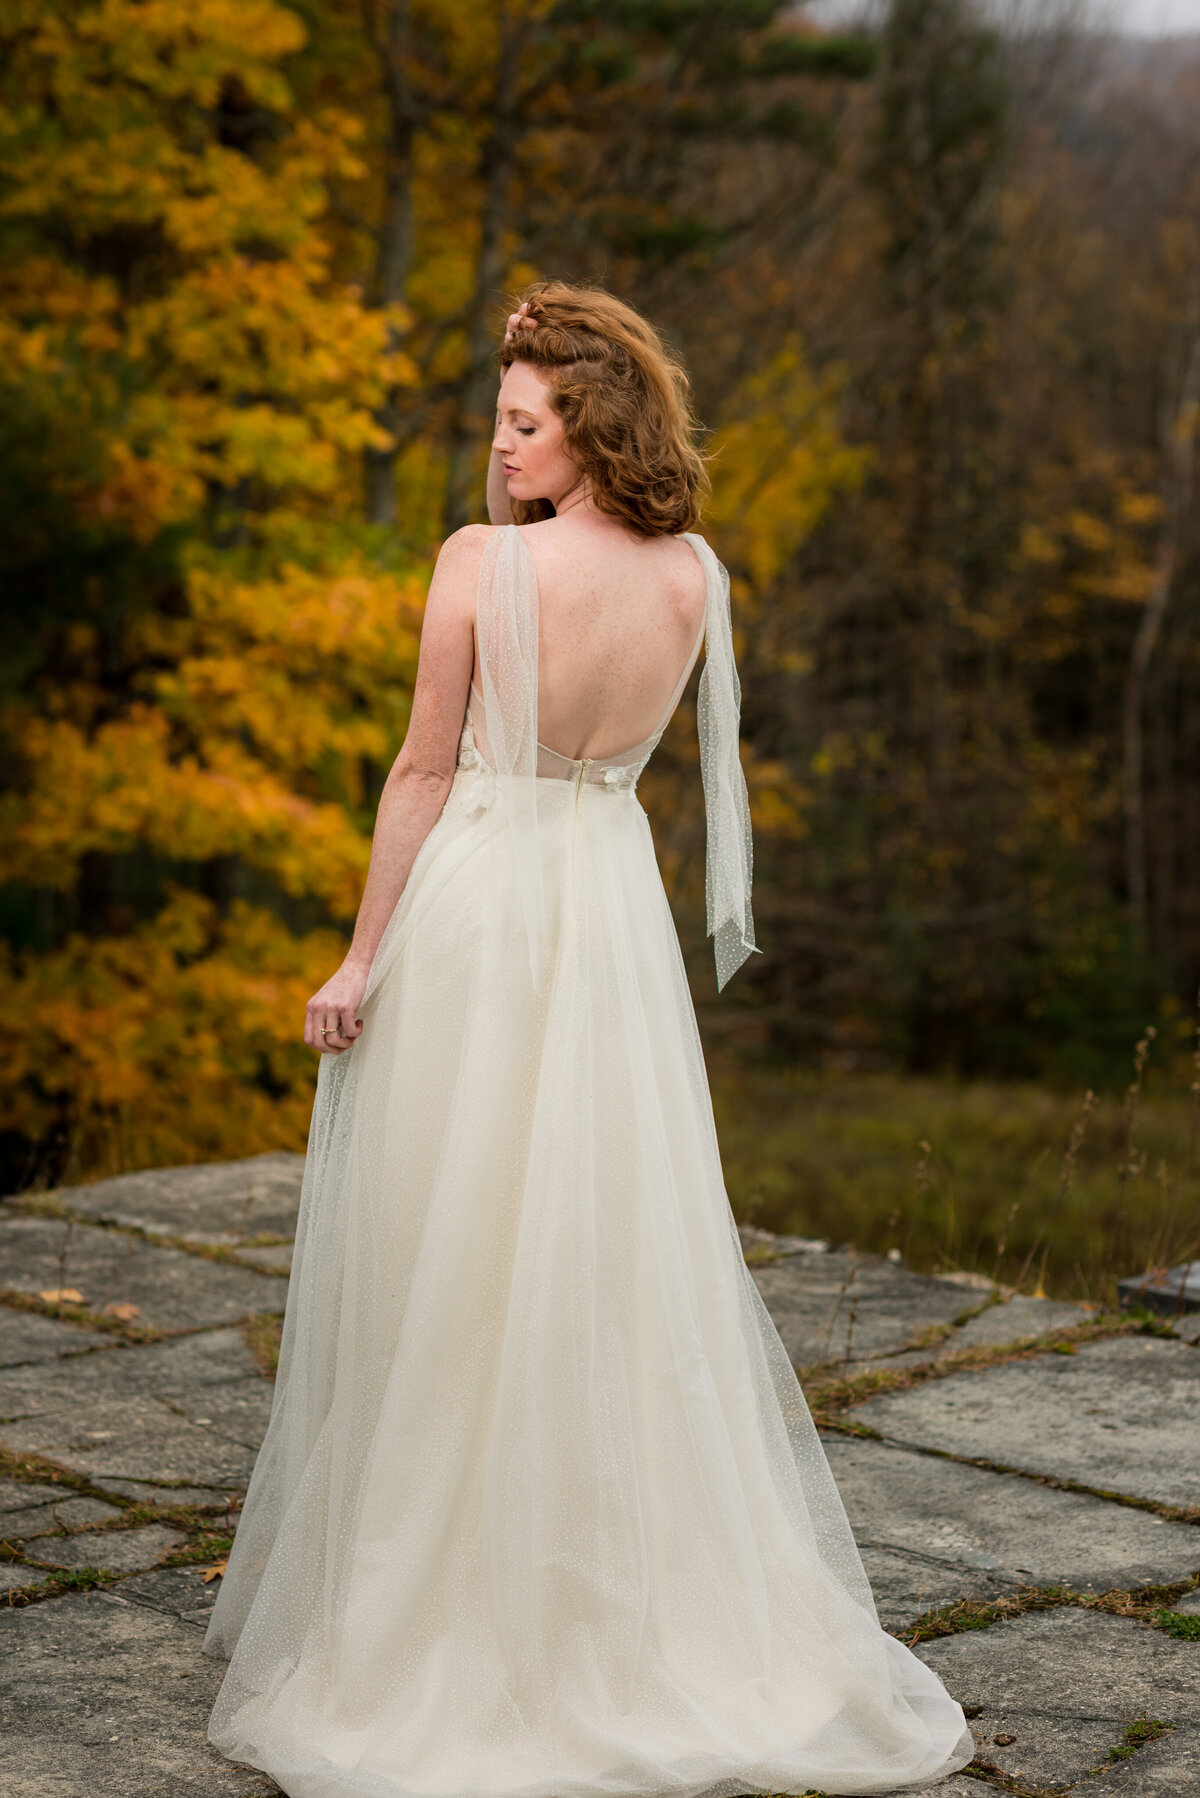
[204,526,975,1798]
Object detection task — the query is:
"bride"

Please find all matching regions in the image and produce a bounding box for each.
[204,281,974,1798]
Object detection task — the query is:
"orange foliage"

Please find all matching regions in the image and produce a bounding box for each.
[0,0,429,1175]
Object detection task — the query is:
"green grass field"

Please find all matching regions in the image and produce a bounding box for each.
[708,1058,1200,1308]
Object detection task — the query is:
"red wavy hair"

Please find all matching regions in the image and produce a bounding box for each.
[497,280,709,538]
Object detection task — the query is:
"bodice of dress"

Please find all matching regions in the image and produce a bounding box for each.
[457,523,756,993]
[458,603,704,796]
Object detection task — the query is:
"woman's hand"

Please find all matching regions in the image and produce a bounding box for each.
[305,958,369,1055]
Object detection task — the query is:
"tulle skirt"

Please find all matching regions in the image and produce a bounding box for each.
[203,769,974,1798]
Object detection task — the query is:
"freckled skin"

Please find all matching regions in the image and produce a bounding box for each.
[491,361,707,762]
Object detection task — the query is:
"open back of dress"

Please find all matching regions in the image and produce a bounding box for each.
[203,526,974,1798]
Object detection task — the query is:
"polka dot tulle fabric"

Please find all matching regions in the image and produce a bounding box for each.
[203,527,973,1798]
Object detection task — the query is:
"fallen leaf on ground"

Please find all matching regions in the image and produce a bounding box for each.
[38,1288,84,1304]
[101,1301,141,1321]
[202,1561,228,1583]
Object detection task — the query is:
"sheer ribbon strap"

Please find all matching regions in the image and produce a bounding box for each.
[477,524,546,989]
[681,532,759,991]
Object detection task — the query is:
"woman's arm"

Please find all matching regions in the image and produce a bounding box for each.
[304,525,489,1054]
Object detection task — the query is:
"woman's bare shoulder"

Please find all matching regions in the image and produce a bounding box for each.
[661,531,709,630]
[427,525,505,618]
[438,522,507,558]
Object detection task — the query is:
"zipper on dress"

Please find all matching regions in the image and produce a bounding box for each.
[572,757,592,848]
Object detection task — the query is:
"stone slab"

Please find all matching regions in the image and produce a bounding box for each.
[950,1293,1092,1349]
[0,1329,274,1493]
[0,1475,73,1515]
[0,1216,289,1335]
[0,1563,44,1595]
[9,1494,122,1535]
[737,1223,829,1258]
[230,1245,293,1275]
[1120,1260,1200,1317]
[120,1565,225,1631]
[853,1335,1200,1509]
[1101,1725,1200,1792]
[93,1479,237,1509]
[825,1435,1200,1614]
[164,1376,274,1450]
[22,1522,186,1573]
[751,1249,971,1367]
[21,1152,305,1247]
[3,1497,88,1541]
[1178,1590,1200,1615]
[0,1325,266,1419]
[829,1294,1097,1383]
[1,1396,259,1488]
[0,1587,277,1795]
[0,1478,125,1542]
[879,1783,981,1798]
[915,1607,1200,1788]
[858,1543,1008,1631]
[0,1305,110,1366]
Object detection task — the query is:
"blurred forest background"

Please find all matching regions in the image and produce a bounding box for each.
[3,0,1200,1300]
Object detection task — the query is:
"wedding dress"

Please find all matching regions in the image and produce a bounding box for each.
[204,525,974,1798]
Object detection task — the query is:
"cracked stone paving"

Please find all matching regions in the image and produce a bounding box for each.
[1,1158,1197,1796]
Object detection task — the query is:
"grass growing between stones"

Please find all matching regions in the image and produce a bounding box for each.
[1101,1716,1173,1761]
[1150,1607,1200,1639]
[964,1766,1071,1797]
[2,1564,120,1607]
[0,1441,110,1496]
[802,1312,1182,1428]
[243,1311,283,1379]
[162,1528,236,1568]
[0,1440,245,1606]
[0,1286,164,1344]
[899,1575,1200,1646]
[794,1292,1006,1386]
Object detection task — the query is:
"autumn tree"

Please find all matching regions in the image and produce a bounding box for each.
[0,0,425,1181]
[301,0,878,534]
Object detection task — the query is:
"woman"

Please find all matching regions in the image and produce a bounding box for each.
[204,281,974,1798]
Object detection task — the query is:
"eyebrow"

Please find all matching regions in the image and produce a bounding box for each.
[496,404,538,422]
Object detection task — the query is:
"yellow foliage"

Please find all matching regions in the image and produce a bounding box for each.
[0,892,341,1180]
[706,341,872,601]
[0,0,435,1175]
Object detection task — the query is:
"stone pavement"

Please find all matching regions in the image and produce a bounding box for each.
[1,1158,1197,1798]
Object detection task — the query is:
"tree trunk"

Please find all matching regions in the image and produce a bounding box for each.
[442,8,525,536]
[364,0,419,528]
[1122,321,1200,958]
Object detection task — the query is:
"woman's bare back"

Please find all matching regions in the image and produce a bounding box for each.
[471,515,708,763]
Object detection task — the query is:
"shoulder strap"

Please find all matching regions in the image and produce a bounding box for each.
[680,532,759,991]
[476,525,546,989]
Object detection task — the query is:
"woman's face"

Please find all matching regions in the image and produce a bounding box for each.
[493,361,586,510]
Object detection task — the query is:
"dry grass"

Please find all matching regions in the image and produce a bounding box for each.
[711,1058,1200,1306]
[242,1311,283,1379]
